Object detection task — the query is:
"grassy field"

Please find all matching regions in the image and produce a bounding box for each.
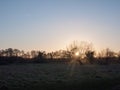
[0,63,120,90]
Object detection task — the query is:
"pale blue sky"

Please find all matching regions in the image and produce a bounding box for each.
[0,0,120,52]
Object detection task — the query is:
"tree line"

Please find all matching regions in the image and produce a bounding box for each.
[0,41,120,65]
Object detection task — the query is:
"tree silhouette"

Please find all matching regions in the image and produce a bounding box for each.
[5,48,14,57]
[31,50,38,58]
[13,49,20,57]
[36,51,46,62]
[85,51,94,64]
[0,41,120,64]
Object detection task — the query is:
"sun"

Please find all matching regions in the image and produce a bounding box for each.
[75,52,79,56]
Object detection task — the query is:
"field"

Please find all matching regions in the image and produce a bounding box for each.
[0,63,120,90]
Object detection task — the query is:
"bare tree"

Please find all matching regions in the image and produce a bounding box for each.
[5,48,14,57]
[118,51,120,60]
[67,41,94,59]
[13,49,21,57]
[31,50,38,58]
[85,51,95,64]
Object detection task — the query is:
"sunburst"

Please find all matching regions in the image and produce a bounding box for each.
[75,52,79,56]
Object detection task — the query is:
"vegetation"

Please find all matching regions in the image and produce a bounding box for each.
[0,41,120,65]
[0,41,120,90]
[1,64,120,90]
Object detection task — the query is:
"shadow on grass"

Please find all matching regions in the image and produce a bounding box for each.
[8,77,120,90]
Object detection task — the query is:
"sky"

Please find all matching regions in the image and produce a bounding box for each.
[0,0,120,52]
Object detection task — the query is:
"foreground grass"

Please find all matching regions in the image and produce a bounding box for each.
[0,63,120,90]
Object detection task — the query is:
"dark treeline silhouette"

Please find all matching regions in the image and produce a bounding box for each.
[0,41,120,65]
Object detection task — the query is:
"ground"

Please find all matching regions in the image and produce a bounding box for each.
[0,63,120,90]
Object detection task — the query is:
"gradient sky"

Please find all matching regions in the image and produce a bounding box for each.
[0,0,120,52]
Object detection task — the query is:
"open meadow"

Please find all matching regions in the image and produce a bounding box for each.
[0,63,120,90]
